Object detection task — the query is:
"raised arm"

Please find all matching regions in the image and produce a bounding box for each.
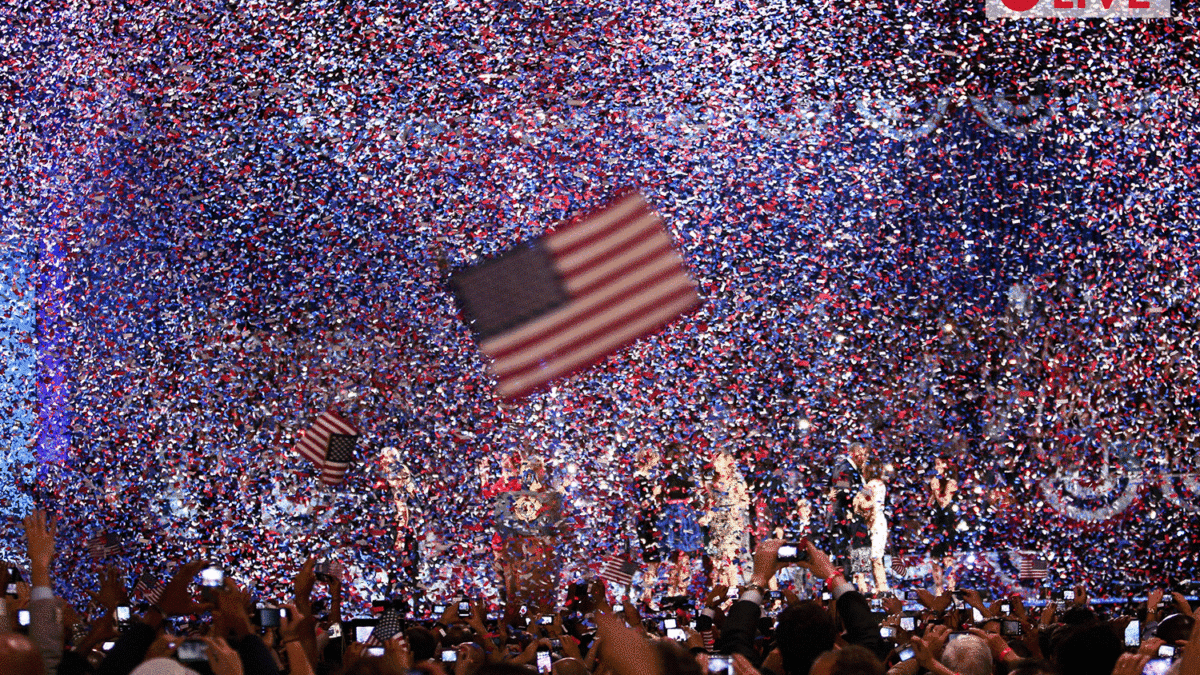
[22,510,63,675]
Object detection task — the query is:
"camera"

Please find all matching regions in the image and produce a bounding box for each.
[177,639,208,664]
[1002,620,1022,637]
[898,646,916,662]
[259,607,283,627]
[458,601,471,617]
[1124,620,1141,648]
[355,625,377,643]
[777,543,809,563]
[1158,645,1175,660]
[899,616,916,632]
[880,626,896,639]
[667,628,687,641]
[1143,659,1172,675]
[708,655,734,674]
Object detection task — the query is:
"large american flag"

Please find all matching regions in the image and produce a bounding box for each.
[451,189,703,400]
[294,411,360,486]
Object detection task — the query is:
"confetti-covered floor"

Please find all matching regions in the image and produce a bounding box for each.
[2,0,1199,610]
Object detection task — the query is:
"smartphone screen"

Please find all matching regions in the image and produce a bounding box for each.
[663,618,678,629]
[260,608,282,627]
[17,610,30,627]
[177,640,208,663]
[356,626,375,643]
[899,647,916,662]
[539,615,554,625]
[1124,620,1141,647]
[458,601,471,617]
[613,603,624,613]
[366,646,385,657]
[880,626,896,638]
[1143,658,1172,675]
[900,616,916,632]
[777,544,808,563]
[536,649,552,674]
[1001,603,1011,615]
[821,592,832,602]
[1003,620,1022,637]
[442,649,458,662]
[667,627,687,641]
[1158,645,1175,660]
[972,607,984,623]
[1063,590,1076,601]
[200,567,224,588]
[708,655,734,674]
[116,606,132,622]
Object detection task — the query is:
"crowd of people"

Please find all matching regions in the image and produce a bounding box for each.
[3,507,1198,675]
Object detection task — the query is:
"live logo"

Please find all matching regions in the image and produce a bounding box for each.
[987,0,1170,17]
[1052,0,1149,7]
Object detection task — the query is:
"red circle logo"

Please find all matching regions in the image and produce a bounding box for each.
[1002,0,1039,10]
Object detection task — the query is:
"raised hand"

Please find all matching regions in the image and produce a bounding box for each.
[202,636,245,675]
[21,510,56,587]
[156,560,213,617]
[293,557,318,614]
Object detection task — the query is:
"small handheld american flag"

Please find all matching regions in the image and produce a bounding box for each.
[1017,551,1049,580]
[294,411,360,486]
[598,555,638,589]
[87,532,122,561]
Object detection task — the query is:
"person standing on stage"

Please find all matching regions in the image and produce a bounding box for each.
[829,442,871,585]
[857,461,891,593]
[632,448,663,603]
[659,443,704,597]
[484,451,564,614]
[928,455,960,595]
[702,451,751,588]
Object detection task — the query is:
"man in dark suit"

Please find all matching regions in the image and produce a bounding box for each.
[829,442,871,567]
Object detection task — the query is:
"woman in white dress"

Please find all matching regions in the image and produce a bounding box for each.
[855,461,890,593]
